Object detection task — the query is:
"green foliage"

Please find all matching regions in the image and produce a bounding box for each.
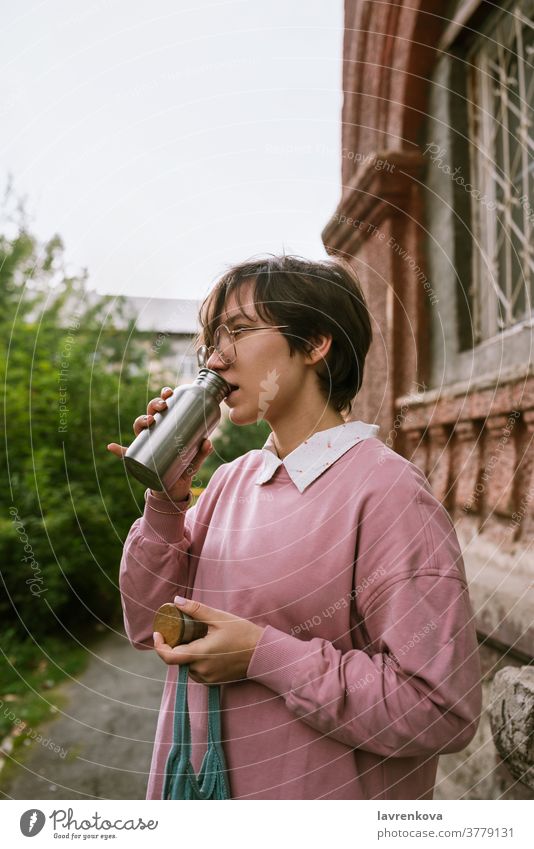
[197,416,271,484]
[0,192,152,645]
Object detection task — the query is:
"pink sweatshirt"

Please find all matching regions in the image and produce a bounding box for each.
[119,425,481,800]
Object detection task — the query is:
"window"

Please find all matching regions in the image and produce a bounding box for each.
[467,0,534,342]
[180,354,198,380]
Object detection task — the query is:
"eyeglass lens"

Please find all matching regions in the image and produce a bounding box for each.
[214,326,235,363]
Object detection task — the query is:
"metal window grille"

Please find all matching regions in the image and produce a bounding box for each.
[467,0,534,342]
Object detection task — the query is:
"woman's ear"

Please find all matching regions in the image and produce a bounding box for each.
[304,334,333,365]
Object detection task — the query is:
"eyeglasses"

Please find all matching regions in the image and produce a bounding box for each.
[196,323,290,366]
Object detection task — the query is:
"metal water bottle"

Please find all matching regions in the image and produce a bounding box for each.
[124,367,232,491]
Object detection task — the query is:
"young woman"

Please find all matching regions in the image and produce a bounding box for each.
[109,255,481,800]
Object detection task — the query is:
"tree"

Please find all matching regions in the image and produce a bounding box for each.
[0,191,150,639]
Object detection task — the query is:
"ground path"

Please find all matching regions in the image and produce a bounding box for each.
[1,631,162,800]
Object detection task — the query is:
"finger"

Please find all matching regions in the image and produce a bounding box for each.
[153,631,181,657]
[153,630,194,656]
[160,386,174,399]
[133,414,155,436]
[153,635,193,665]
[154,647,183,665]
[186,439,213,475]
[147,396,168,416]
[107,442,128,458]
[173,595,226,624]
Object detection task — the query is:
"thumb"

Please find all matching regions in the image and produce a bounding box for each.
[174,595,227,624]
[107,442,127,458]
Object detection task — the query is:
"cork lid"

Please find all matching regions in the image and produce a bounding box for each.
[153,603,184,648]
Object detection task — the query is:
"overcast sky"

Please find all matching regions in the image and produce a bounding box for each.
[1,0,344,301]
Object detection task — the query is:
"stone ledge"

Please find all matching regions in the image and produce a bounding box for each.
[395,363,534,408]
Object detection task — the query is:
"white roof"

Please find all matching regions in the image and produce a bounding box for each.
[28,286,202,335]
[115,296,201,334]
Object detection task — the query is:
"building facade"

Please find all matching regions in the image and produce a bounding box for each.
[323,0,534,799]
[115,295,201,384]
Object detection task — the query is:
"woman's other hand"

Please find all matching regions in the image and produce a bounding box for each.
[153,597,265,684]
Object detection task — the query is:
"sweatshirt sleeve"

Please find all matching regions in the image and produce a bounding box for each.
[119,490,196,650]
[119,465,227,651]
[247,460,482,758]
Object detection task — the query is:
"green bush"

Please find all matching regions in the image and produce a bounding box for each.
[198,416,272,485]
[0,203,151,639]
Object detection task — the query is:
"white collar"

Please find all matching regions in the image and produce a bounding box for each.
[255,420,380,493]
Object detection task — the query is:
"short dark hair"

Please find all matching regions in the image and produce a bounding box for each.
[198,254,372,415]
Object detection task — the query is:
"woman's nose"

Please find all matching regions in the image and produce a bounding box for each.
[206,347,227,370]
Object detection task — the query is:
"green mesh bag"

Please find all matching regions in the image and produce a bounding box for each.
[163,663,231,800]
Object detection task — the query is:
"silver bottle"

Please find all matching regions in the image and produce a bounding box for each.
[124,367,232,491]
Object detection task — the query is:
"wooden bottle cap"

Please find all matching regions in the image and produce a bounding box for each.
[153,603,209,646]
[153,603,184,648]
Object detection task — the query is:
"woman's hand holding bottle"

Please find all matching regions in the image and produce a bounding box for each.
[107,386,213,502]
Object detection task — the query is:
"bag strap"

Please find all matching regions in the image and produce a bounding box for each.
[163,663,230,800]
[175,664,224,750]
[174,663,192,755]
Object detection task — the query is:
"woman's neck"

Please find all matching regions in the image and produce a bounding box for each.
[269,407,346,460]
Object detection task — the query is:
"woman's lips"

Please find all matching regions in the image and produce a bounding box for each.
[226,385,239,401]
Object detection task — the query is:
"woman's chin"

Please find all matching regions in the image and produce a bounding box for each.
[228,406,261,427]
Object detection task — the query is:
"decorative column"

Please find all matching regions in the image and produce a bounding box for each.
[482,413,519,518]
[426,424,452,505]
[402,427,428,475]
[451,421,482,514]
[515,409,534,540]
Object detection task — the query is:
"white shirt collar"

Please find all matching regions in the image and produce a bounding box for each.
[255,420,380,493]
